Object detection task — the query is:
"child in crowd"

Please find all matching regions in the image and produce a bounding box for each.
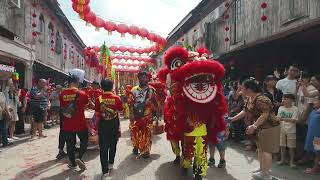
[277,94,299,168]
[208,117,229,168]
[304,96,320,175]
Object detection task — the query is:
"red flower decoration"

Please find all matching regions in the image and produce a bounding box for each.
[32,31,37,37]
[225,26,230,31]
[225,2,230,7]
[261,2,267,9]
[51,48,54,51]
[224,14,230,20]
[261,15,268,21]
[225,37,230,42]
[32,22,37,28]
[51,40,54,44]
[32,13,37,18]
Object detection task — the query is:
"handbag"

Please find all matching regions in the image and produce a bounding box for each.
[62,91,80,119]
[133,88,149,119]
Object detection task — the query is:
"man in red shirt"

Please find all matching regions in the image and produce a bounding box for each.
[95,79,123,177]
[59,75,89,170]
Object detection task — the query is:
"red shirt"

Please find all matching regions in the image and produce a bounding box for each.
[59,88,89,132]
[95,92,123,121]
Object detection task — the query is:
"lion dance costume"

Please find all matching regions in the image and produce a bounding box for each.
[159,46,227,179]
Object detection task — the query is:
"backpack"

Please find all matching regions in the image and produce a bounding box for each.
[62,91,79,119]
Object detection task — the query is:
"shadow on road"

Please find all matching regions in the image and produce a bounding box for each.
[14,148,99,180]
[107,153,160,180]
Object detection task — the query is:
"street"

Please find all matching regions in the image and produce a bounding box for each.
[0,119,318,180]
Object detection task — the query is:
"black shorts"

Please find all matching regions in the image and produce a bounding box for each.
[32,108,46,123]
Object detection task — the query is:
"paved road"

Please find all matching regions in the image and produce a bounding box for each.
[0,119,319,180]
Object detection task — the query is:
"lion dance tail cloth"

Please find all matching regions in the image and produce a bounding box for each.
[160,46,227,177]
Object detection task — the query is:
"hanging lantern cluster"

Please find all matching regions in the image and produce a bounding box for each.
[224,1,230,42]
[50,31,55,52]
[71,45,75,63]
[31,1,38,39]
[260,2,268,22]
[63,38,67,60]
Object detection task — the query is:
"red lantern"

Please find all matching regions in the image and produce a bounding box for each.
[109,46,118,52]
[92,17,105,31]
[136,48,144,55]
[150,45,157,52]
[128,25,139,39]
[118,46,128,53]
[72,0,90,5]
[104,21,116,35]
[261,2,267,9]
[116,24,129,37]
[138,28,149,39]
[144,47,152,54]
[92,46,100,52]
[83,11,96,24]
[72,3,90,14]
[261,15,268,21]
[147,33,156,42]
[115,55,123,60]
[128,47,136,54]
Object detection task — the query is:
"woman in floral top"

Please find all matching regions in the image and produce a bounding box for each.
[231,78,280,180]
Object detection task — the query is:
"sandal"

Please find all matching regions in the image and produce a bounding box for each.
[304,167,320,175]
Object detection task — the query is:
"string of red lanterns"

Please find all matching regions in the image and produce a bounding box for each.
[71,0,167,54]
[260,2,268,22]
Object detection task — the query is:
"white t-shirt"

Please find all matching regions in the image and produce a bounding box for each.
[296,85,318,116]
[277,106,299,133]
[276,78,297,95]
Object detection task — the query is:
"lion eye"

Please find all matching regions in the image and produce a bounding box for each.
[170,58,183,70]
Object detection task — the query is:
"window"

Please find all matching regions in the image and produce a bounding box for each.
[231,0,244,43]
[55,31,62,54]
[47,23,54,47]
[280,0,309,24]
[235,0,243,23]
[39,14,45,33]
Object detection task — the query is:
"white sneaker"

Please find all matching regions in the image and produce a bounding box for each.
[8,138,14,142]
[252,172,272,180]
[101,173,109,179]
[12,136,20,140]
[108,163,114,170]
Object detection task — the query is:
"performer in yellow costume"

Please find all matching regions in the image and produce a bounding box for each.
[128,72,160,158]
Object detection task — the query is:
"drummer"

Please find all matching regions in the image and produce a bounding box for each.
[95,79,123,177]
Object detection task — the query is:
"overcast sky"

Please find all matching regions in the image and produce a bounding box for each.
[58,0,202,47]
